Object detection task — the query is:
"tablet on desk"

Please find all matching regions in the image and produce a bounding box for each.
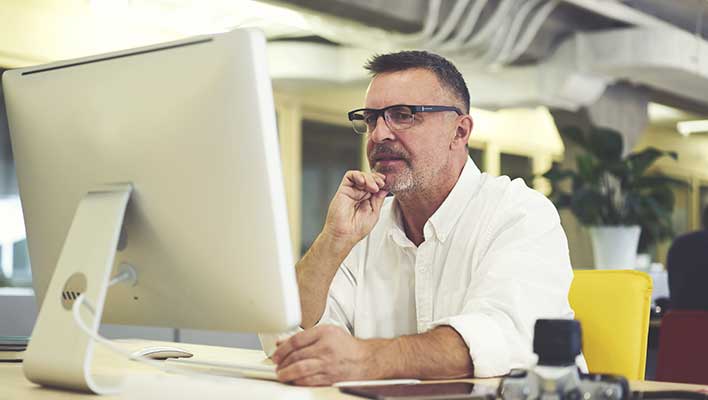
[340,382,496,400]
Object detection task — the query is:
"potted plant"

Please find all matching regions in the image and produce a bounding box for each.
[543,126,678,269]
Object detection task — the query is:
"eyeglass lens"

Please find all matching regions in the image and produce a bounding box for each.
[351,106,415,134]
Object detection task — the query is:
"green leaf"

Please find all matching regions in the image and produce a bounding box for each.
[553,192,573,209]
[587,127,623,162]
[570,187,605,225]
[645,186,675,210]
[559,126,588,149]
[576,154,598,183]
[542,164,576,182]
[627,147,677,177]
[631,175,688,190]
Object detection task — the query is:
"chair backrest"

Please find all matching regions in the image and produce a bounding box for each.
[656,310,708,385]
[569,270,652,380]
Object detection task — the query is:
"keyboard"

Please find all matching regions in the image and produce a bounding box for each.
[165,357,278,381]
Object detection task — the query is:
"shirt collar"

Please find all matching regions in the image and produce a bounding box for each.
[386,156,482,246]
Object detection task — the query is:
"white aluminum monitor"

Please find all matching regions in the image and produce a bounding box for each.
[2,28,300,392]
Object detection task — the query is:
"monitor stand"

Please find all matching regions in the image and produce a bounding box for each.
[23,184,133,394]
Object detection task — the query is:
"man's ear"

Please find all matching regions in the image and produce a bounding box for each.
[451,115,473,149]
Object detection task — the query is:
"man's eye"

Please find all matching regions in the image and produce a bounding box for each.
[364,114,378,124]
[391,112,412,121]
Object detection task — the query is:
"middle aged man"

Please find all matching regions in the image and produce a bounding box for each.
[270,51,582,386]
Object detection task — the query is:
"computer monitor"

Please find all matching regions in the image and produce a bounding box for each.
[2,29,301,393]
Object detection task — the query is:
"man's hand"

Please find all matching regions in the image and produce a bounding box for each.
[271,325,377,386]
[322,171,388,248]
[295,171,388,328]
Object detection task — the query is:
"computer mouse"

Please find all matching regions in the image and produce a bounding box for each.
[130,346,194,360]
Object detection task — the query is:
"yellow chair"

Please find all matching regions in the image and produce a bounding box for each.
[569,270,652,380]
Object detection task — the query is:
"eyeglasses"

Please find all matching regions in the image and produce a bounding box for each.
[347,104,464,135]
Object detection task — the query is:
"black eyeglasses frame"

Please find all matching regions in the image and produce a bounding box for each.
[347,104,464,134]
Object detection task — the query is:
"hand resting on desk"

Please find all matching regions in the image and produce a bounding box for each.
[271,325,372,386]
[271,324,473,386]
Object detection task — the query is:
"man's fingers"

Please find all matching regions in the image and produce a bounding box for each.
[363,174,379,192]
[344,171,383,194]
[371,189,389,212]
[272,329,322,364]
[345,171,366,188]
[293,374,330,387]
[276,358,324,383]
[276,342,322,371]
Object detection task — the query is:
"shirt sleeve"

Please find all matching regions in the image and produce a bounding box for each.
[430,187,576,377]
[260,248,361,356]
[315,261,357,332]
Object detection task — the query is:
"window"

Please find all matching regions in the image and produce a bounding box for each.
[469,147,485,172]
[0,74,30,288]
[0,196,30,288]
[300,120,361,255]
[500,153,532,183]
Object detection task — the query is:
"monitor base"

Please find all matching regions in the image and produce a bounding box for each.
[23,184,132,394]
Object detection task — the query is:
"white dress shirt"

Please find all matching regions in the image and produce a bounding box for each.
[316,157,585,377]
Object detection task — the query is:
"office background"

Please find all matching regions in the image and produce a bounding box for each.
[1,0,708,376]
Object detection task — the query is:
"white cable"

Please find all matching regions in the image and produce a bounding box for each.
[503,0,560,64]
[71,294,229,386]
[396,0,443,44]
[460,0,519,52]
[478,7,517,61]
[426,0,472,47]
[490,0,544,64]
[440,0,489,50]
[109,263,137,287]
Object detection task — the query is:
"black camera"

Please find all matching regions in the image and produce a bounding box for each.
[499,319,629,400]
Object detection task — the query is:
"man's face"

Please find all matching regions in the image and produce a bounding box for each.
[365,68,461,194]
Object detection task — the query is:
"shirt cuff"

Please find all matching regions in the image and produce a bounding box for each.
[258,328,303,357]
[430,313,522,377]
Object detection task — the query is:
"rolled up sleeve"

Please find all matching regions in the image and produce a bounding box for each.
[430,193,575,377]
[316,262,357,332]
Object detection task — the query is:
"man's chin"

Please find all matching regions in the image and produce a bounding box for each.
[379,176,412,194]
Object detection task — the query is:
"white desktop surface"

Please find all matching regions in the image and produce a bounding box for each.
[1,340,706,399]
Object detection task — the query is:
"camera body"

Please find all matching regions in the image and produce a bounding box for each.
[499,365,629,400]
[499,320,629,400]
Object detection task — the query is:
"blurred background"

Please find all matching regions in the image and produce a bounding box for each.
[1,0,708,379]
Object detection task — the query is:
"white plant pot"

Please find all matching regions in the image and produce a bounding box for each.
[588,225,642,269]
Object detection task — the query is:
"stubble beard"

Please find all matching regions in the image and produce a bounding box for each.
[375,156,450,198]
[374,163,418,194]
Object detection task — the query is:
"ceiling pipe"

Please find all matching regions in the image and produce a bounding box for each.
[501,0,560,64]
[439,0,489,50]
[560,0,675,30]
[489,0,546,64]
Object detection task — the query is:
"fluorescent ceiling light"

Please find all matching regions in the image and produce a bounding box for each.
[676,120,708,136]
[94,0,313,37]
[648,102,687,122]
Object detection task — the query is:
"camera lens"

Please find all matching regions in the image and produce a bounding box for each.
[533,319,582,366]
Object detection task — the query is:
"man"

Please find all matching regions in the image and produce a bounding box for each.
[667,205,708,310]
[270,51,580,386]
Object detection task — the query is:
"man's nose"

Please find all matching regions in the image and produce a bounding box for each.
[369,115,395,143]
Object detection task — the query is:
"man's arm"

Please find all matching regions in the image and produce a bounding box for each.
[272,325,473,386]
[296,233,354,328]
[369,326,474,380]
[296,170,388,328]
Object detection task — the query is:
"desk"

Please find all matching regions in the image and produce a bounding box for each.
[1,340,706,399]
